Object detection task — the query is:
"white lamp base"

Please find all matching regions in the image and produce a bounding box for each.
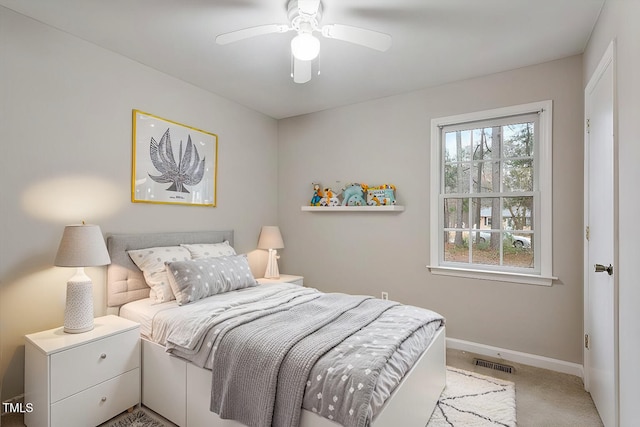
[64,268,94,334]
[264,248,280,279]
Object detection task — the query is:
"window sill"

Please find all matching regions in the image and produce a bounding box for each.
[427,265,557,286]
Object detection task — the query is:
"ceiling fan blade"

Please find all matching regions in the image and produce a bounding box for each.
[216,24,290,45]
[297,0,321,15]
[293,57,312,84]
[321,24,392,52]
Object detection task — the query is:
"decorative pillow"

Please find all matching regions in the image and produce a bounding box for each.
[166,254,258,305]
[180,241,236,259]
[128,246,191,304]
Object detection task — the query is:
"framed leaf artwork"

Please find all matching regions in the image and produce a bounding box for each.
[132,110,218,206]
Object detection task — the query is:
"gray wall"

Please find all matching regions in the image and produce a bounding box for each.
[584,0,640,424]
[278,55,585,364]
[0,8,278,402]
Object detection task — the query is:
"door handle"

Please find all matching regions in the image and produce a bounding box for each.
[594,264,613,276]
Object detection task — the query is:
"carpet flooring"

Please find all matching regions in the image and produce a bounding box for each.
[446,349,603,427]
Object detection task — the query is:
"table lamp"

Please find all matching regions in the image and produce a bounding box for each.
[257,226,284,279]
[54,223,111,333]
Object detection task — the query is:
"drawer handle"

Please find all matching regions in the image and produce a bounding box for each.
[100,353,107,359]
[101,397,107,402]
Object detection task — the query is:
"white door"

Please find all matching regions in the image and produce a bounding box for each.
[584,41,617,427]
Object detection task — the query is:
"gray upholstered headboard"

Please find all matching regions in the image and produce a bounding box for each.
[106,230,234,307]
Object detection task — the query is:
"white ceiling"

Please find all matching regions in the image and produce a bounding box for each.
[1,0,604,119]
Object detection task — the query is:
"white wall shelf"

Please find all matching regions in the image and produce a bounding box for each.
[301,205,404,212]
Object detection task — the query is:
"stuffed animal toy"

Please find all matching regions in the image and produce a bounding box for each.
[320,187,340,206]
[310,183,323,206]
[341,182,368,206]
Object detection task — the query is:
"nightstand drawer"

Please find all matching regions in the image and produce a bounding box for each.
[50,368,140,427]
[50,329,140,402]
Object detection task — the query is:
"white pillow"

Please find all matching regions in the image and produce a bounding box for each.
[128,246,191,304]
[180,241,236,259]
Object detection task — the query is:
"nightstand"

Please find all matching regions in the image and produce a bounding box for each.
[257,274,304,286]
[24,315,140,427]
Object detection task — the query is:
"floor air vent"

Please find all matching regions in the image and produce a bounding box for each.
[473,358,514,374]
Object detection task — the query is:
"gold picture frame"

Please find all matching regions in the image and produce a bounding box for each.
[132,110,218,206]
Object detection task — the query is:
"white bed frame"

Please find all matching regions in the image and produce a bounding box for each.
[106,231,446,427]
[141,328,445,427]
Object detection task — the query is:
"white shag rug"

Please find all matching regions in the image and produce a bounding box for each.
[427,367,516,427]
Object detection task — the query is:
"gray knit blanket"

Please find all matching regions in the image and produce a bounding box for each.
[209,292,398,427]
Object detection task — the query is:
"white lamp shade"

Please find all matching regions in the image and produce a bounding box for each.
[55,224,111,267]
[54,223,110,334]
[257,226,284,250]
[291,33,320,61]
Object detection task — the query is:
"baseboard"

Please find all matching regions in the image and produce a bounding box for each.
[446,338,584,378]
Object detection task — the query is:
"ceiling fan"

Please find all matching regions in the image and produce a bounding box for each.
[215,0,392,84]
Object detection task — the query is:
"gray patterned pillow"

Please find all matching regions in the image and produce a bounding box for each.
[166,255,258,305]
[180,241,236,259]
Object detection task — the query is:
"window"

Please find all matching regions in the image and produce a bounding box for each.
[429,101,555,286]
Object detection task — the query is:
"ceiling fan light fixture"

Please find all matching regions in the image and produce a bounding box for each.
[291,33,320,61]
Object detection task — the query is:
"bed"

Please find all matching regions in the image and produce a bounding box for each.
[106,231,446,427]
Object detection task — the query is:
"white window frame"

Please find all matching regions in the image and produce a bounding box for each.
[428,100,556,286]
